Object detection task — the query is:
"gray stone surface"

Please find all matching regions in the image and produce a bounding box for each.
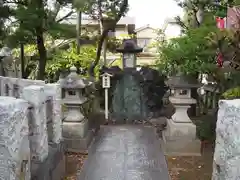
[78,125,169,180]
[64,130,94,153]
[31,142,65,180]
[0,96,31,180]
[162,117,201,156]
[22,85,49,162]
[212,99,240,180]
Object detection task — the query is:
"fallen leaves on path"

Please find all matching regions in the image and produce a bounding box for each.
[166,153,213,180]
[64,152,87,180]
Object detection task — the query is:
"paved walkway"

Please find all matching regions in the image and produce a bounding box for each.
[78,125,169,180]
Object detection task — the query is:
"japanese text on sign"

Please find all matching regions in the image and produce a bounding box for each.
[102,76,110,88]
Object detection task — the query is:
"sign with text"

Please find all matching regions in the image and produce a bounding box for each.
[101,72,112,88]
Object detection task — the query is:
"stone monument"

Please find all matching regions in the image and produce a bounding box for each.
[61,66,93,152]
[162,73,201,155]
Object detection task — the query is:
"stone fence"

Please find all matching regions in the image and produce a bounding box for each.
[0,76,64,180]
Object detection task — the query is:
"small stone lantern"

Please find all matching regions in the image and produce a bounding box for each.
[0,47,13,77]
[116,39,143,69]
[61,66,93,152]
[162,73,201,155]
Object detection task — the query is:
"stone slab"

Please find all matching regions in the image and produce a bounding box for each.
[64,130,94,153]
[77,125,170,180]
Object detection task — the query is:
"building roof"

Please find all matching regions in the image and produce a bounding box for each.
[162,18,177,32]
[135,24,156,32]
[65,15,135,26]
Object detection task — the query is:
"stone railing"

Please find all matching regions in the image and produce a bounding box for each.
[212,99,240,179]
[0,76,65,180]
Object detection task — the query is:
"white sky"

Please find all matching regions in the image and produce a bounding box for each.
[128,0,183,38]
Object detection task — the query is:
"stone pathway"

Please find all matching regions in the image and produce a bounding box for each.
[78,125,169,180]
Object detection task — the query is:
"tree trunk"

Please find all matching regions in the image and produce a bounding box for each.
[88,29,108,77]
[189,73,199,117]
[88,0,128,77]
[103,39,107,65]
[20,43,25,78]
[76,11,82,54]
[36,28,47,80]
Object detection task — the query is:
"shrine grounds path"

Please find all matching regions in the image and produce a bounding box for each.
[77,125,170,180]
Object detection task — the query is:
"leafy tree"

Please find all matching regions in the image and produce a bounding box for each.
[3,0,76,80]
[46,43,97,82]
[0,1,12,47]
[74,0,129,77]
[156,25,218,76]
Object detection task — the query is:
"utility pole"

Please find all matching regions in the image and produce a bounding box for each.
[76,11,82,54]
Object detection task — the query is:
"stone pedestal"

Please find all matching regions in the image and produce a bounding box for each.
[162,118,201,156]
[63,120,93,153]
[162,97,201,156]
[62,114,94,153]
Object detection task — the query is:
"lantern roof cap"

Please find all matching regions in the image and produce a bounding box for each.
[116,39,143,53]
[61,66,87,89]
[167,73,201,88]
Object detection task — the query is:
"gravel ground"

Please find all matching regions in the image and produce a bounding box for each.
[64,152,87,180]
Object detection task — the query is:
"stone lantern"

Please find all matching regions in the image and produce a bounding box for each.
[0,47,13,77]
[162,73,201,155]
[61,66,93,152]
[116,39,143,69]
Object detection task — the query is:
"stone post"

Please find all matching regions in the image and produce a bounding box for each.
[44,83,63,144]
[212,99,240,180]
[21,85,49,162]
[0,77,8,96]
[0,96,31,180]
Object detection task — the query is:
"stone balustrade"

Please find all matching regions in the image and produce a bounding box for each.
[0,76,45,97]
[0,76,65,179]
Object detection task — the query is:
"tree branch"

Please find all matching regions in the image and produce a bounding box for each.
[88,0,128,77]
[56,10,74,23]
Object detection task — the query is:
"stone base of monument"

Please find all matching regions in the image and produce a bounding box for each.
[162,118,201,156]
[62,120,94,153]
[31,142,66,180]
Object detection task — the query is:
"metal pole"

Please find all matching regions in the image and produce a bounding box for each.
[76,11,82,54]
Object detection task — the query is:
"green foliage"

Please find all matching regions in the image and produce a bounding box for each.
[222,86,240,99]
[0,3,11,47]
[46,43,97,79]
[196,112,217,141]
[3,0,75,46]
[74,0,129,20]
[156,25,218,76]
